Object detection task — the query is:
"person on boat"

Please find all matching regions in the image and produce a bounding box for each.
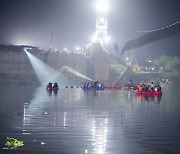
[136,84,140,91]
[90,81,94,88]
[53,83,58,88]
[157,85,161,91]
[150,82,155,91]
[97,83,101,88]
[154,86,158,92]
[94,81,98,88]
[143,85,147,91]
[83,83,87,88]
[47,82,52,88]
[144,84,149,91]
[101,83,104,88]
[139,86,143,92]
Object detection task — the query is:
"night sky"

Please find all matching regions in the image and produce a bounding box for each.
[0,0,180,56]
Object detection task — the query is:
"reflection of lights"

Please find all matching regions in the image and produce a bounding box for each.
[96,0,109,13]
[63,112,67,128]
[126,57,129,61]
[91,118,107,154]
[64,48,67,51]
[23,86,55,134]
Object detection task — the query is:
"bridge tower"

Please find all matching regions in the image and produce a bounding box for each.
[88,0,110,82]
[93,0,109,44]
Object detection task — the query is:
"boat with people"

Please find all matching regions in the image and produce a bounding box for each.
[104,84,121,90]
[46,87,59,91]
[46,82,59,91]
[124,86,134,90]
[135,81,162,96]
[82,81,105,91]
[82,86,105,91]
[124,79,135,90]
[136,91,162,96]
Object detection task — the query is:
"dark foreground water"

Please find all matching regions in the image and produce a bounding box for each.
[0,83,180,154]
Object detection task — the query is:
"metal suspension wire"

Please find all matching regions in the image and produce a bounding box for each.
[100,43,110,54]
[112,51,134,84]
[136,20,180,33]
[112,67,128,84]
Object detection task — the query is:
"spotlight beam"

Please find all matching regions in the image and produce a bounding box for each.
[24,48,60,85]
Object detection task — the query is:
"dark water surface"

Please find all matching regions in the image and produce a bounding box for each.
[0,83,180,154]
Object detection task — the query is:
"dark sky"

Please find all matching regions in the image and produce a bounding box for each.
[0,0,180,53]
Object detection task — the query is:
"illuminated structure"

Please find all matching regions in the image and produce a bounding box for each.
[86,0,110,82]
[93,0,109,44]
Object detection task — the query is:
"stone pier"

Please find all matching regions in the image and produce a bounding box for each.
[87,43,110,82]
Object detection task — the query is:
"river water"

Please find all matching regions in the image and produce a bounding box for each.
[0,83,180,154]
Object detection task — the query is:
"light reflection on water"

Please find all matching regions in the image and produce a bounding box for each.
[0,83,180,154]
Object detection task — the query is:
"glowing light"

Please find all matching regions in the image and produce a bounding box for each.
[64,48,67,51]
[91,118,107,154]
[104,36,110,43]
[24,47,60,85]
[85,149,88,153]
[61,66,93,81]
[148,60,152,63]
[75,47,80,50]
[96,0,109,13]
[86,43,92,48]
[91,35,97,43]
[95,0,109,44]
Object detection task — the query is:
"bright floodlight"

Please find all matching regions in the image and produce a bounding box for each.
[105,36,110,43]
[96,0,109,13]
[91,35,97,43]
[75,47,80,50]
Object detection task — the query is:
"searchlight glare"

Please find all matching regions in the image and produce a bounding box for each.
[96,0,109,13]
[24,47,60,85]
[91,35,97,43]
[95,0,109,44]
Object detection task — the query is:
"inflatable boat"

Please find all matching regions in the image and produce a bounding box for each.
[46,87,59,91]
[136,91,162,96]
[82,87,105,91]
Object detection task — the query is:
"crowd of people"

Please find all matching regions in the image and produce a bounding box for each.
[45,80,162,92]
[83,81,104,88]
[136,81,161,92]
